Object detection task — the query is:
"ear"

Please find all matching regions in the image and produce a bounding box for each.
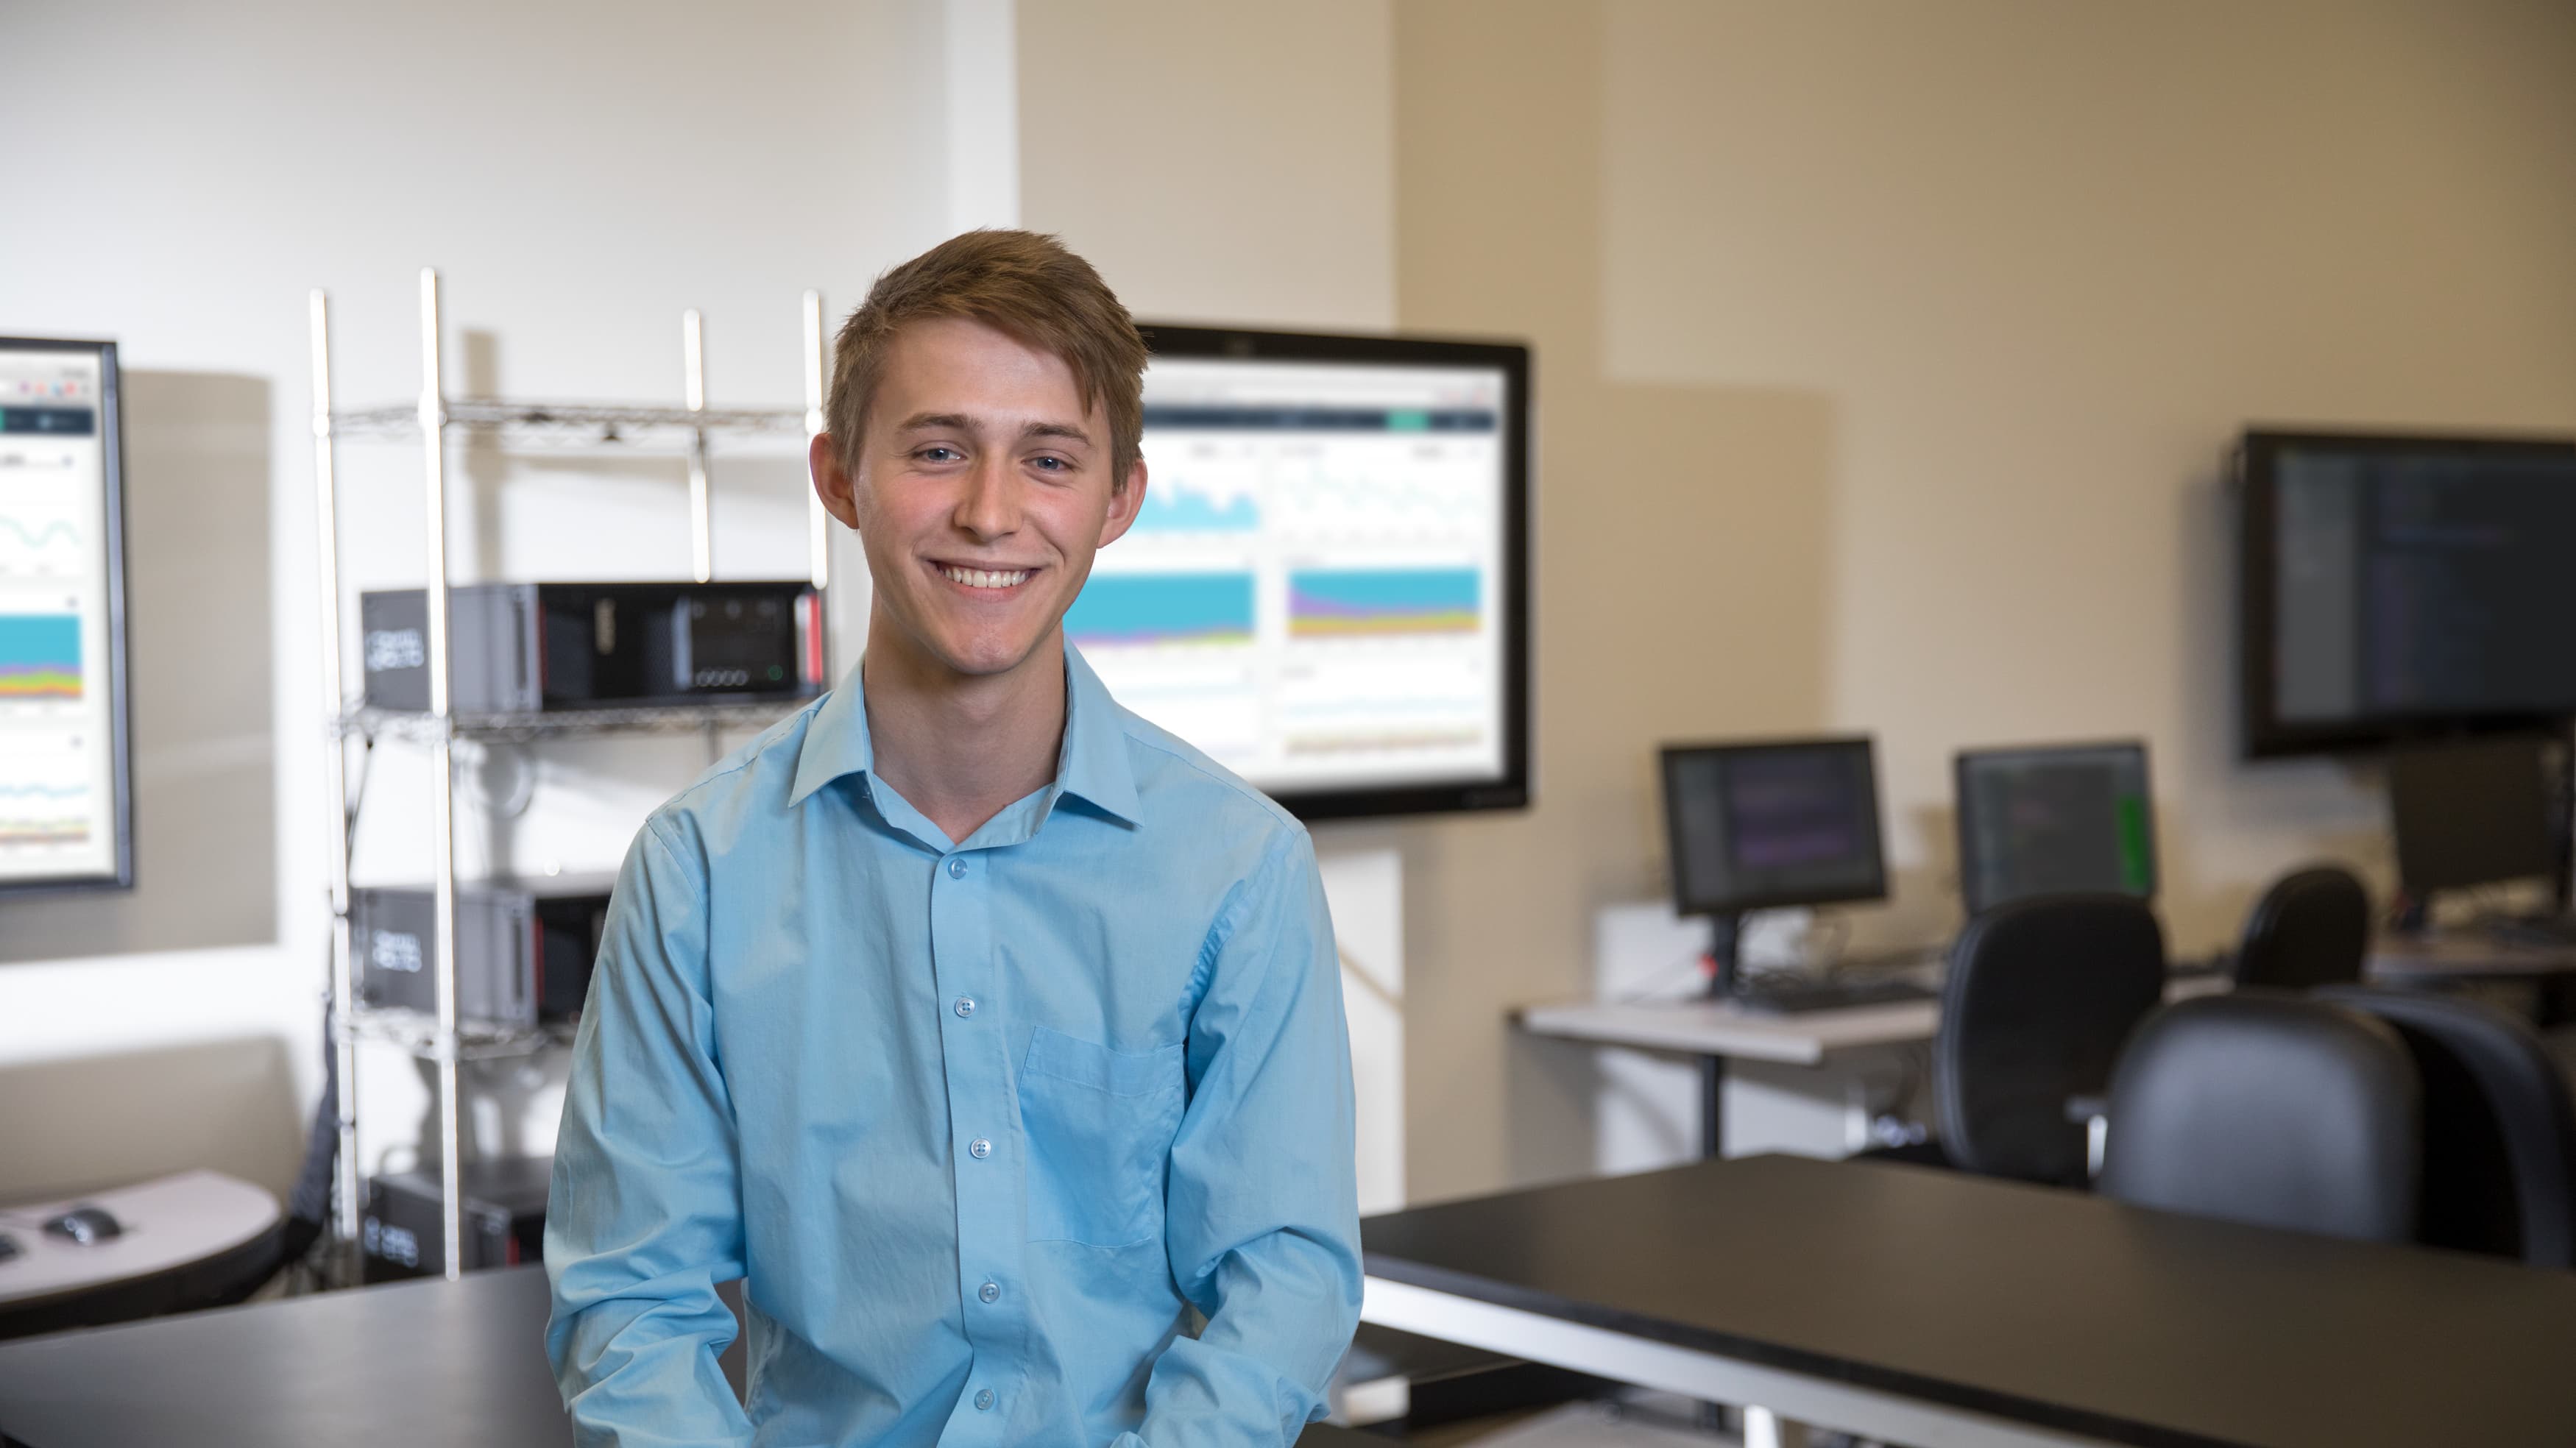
[1094,455,1147,549]
[810,432,860,529]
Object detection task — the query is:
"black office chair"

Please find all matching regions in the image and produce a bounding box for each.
[2318,986,2576,1268]
[2098,994,2421,1243]
[1924,893,2169,1187]
[2233,865,2371,991]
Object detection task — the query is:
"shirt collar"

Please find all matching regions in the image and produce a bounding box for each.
[787,637,1142,828]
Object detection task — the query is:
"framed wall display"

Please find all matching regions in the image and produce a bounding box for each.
[0,337,133,892]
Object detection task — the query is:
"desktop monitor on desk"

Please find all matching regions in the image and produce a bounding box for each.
[2388,734,2558,903]
[1955,742,2156,918]
[1660,736,1887,995]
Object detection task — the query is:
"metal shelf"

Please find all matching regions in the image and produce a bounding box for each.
[330,397,807,446]
[339,697,815,745]
[309,270,834,1286]
[338,1007,570,1062]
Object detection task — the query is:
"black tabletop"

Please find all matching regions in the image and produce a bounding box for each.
[0,1266,1376,1448]
[1362,1154,2576,1448]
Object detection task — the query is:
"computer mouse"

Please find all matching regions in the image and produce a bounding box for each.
[43,1205,124,1246]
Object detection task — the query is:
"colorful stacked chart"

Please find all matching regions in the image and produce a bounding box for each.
[1287,567,1482,639]
[0,614,82,699]
[1064,572,1257,647]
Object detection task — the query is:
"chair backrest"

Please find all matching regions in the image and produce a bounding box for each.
[2099,994,2421,1242]
[1936,893,2168,1185]
[2233,865,2371,991]
[2318,986,2576,1268]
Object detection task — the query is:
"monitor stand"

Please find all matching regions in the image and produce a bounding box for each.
[1694,912,1744,1158]
[1703,912,1747,999]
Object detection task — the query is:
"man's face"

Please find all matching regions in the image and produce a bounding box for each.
[813,316,1144,684]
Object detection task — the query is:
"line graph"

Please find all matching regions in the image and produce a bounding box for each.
[0,509,85,576]
[1129,478,1261,534]
[1,518,78,548]
[0,743,93,849]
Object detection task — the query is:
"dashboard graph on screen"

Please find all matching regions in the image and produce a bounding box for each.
[1070,329,1529,817]
[0,339,131,889]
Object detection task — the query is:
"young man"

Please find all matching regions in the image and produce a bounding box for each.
[545,230,1362,1447]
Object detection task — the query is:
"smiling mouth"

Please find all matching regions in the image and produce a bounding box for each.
[936,562,1034,591]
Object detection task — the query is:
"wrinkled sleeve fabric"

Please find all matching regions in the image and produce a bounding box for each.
[1121,826,1365,1448]
[545,816,756,1448]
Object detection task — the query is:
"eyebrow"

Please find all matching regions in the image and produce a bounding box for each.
[891,411,1094,447]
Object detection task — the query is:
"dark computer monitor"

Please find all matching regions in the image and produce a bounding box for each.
[2388,734,2557,897]
[2237,430,2576,757]
[1660,737,1888,928]
[1955,742,2156,918]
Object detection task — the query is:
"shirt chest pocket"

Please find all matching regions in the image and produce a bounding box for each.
[1017,1026,1187,1248]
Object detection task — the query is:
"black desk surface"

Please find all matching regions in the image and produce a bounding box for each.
[0,1266,1374,1448]
[1362,1154,2576,1448]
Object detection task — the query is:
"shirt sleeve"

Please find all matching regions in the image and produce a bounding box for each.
[545,815,757,1447]
[1121,826,1366,1448]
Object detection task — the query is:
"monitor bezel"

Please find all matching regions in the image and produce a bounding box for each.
[2236,427,2576,759]
[0,335,135,895]
[1953,738,2157,919]
[1133,322,1532,822]
[1657,735,1889,918]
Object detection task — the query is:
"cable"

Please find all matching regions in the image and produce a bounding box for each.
[1803,912,1853,973]
[343,736,375,828]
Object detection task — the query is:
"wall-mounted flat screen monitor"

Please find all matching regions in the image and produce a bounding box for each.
[1955,741,2156,918]
[1065,324,1530,820]
[2238,430,2576,756]
[1659,737,1888,918]
[0,338,132,892]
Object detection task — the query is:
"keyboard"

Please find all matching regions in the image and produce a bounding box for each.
[1733,976,1938,1015]
[2477,916,2576,949]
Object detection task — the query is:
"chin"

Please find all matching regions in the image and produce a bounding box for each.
[927,625,1053,679]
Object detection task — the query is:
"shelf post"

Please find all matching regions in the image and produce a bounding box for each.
[418,267,467,1282]
[684,309,713,583]
[803,290,832,675]
[308,290,364,1284]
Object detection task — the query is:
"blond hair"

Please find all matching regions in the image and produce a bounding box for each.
[829,229,1147,488]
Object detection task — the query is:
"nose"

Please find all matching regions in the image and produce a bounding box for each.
[952,452,1022,542]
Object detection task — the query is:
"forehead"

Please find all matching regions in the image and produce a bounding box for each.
[873,316,1098,428]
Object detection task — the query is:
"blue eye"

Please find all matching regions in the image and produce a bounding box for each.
[919,446,961,463]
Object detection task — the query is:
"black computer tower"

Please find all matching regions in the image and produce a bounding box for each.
[359,581,825,713]
[363,1156,553,1280]
[351,876,612,1030]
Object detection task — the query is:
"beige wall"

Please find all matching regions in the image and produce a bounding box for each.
[1598,0,2576,959]
[1017,0,1396,330]
[1030,1,2576,1203]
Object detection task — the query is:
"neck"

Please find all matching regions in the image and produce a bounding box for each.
[859,607,1069,846]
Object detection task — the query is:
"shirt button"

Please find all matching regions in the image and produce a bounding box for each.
[947,856,968,879]
[974,1388,995,1412]
[978,1280,1000,1303]
[968,1137,992,1159]
[954,996,977,1019]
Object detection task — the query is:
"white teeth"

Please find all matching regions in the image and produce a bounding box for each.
[941,564,1030,589]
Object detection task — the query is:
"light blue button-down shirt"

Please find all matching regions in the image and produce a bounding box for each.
[545,642,1363,1448]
